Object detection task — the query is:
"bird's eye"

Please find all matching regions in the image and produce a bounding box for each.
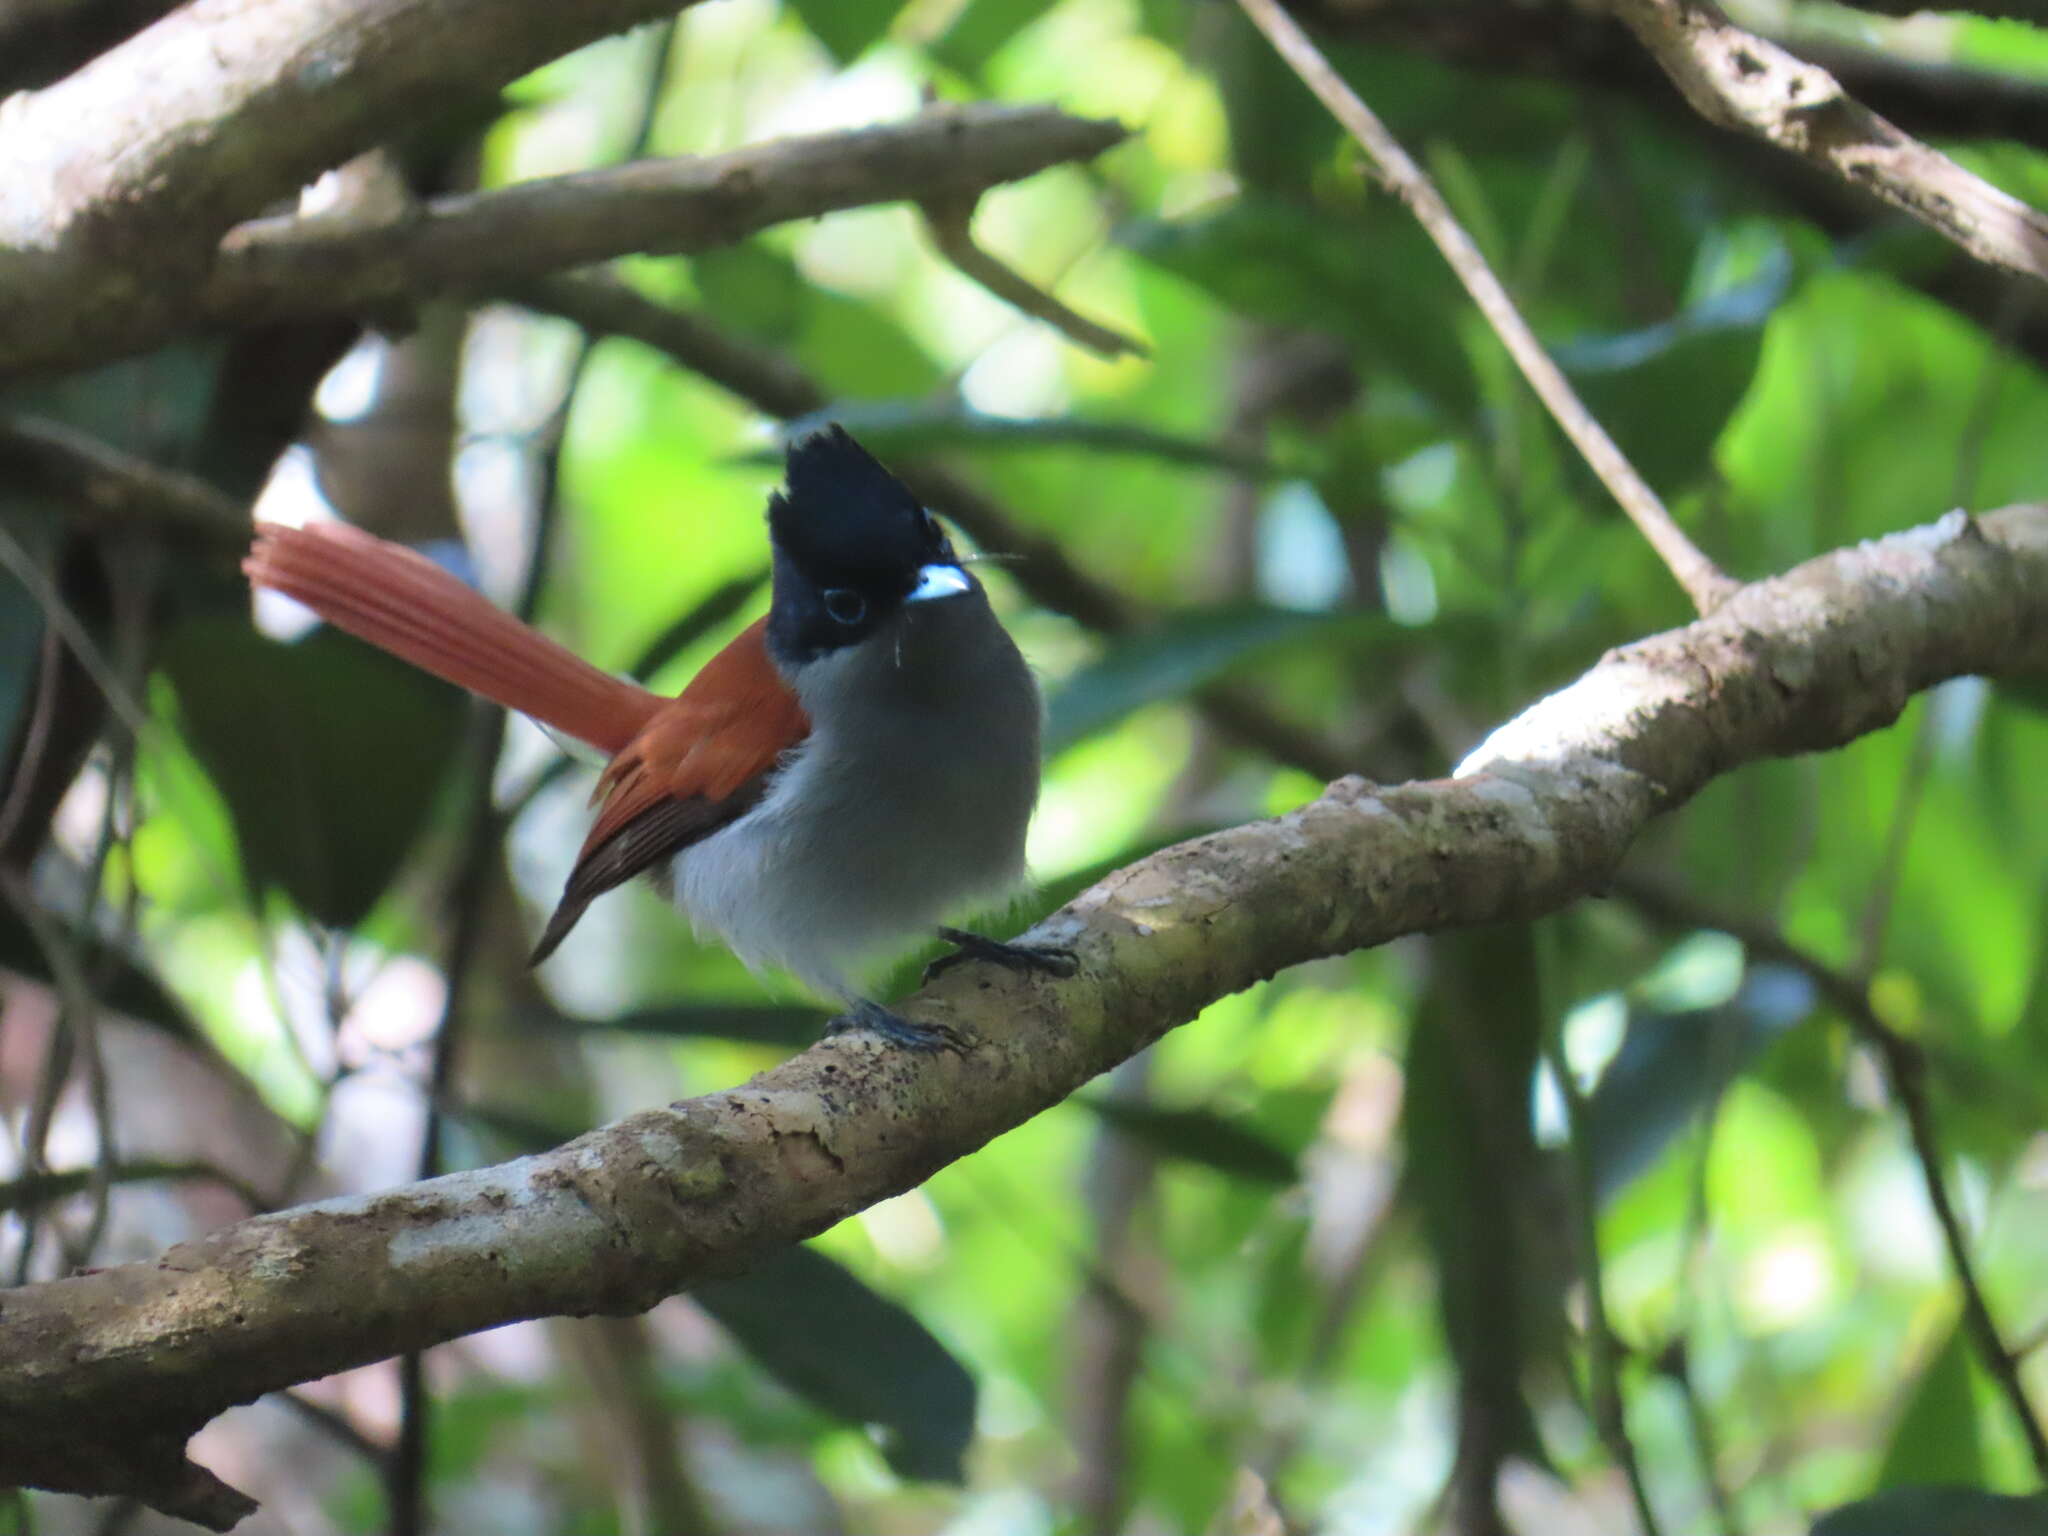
[822,588,866,626]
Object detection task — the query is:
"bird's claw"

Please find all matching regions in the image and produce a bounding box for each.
[824,998,972,1055]
[924,927,1080,984]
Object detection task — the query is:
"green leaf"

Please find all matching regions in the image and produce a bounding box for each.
[784,0,900,62]
[1123,200,1473,414]
[693,1245,976,1483]
[560,1003,821,1049]
[1211,4,1342,194]
[1402,926,1553,1469]
[1584,966,1814,1206]
[158,616,466,929]
[691,245,810,346]
[0,545,45,762]
[926,0,1051,78]
[1555,259,1787,493]
[1077,1097,1299,1184]
[1876,1323,1989,1491]
[1045,605,1377,755]
[1812,1488,2048,1536]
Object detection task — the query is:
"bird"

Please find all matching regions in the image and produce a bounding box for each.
[243,423,1069,1051]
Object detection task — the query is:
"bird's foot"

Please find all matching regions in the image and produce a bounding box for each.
[924,926,1079,984]
[823,998,972,1055]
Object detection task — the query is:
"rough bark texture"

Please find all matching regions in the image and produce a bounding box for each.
[0,103,1124,380]
[2,503,2044,1527]
[209,105,1121,327]
[0,0,719,374]
[1603,0,2048,282]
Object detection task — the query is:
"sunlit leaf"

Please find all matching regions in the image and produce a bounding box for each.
[1876,1322,1989,1491]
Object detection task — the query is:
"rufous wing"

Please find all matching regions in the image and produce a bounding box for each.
[529,617,808,963]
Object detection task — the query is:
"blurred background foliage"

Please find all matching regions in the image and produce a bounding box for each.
[3,0,2048,1533]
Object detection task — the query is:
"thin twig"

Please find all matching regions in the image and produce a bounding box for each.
[0,869,116,1283]
[1619,876,2048,1480]
[1656,1341,1742,1536]
[0,1159,272,1218]
[1232,0,1737,616]
[921,194,1147,360]
[0,417,249,542]
[278,1390,392,1471]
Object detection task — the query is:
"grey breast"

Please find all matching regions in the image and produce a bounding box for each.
[787,587,1041,938]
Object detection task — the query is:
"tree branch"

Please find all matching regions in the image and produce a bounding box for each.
[0,0,721,372]
[2,503,2043,1526]
[0,103,1127,380]
[1603,0,2048,284]
[919,194,1148,359]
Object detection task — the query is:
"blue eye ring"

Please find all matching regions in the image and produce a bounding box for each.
[823,588,867,626]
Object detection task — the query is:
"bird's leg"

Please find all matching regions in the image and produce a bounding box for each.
[924,926,1080,984]
[823,997,971,1054]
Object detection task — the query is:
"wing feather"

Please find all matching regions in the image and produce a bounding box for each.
[530,618,807,963]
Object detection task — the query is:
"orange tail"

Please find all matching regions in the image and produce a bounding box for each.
[244,521,663,756]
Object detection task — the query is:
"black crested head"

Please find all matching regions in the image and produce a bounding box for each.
[766,424,965,665]
[770,424,939,574]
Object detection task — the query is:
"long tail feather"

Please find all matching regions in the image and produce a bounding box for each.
[245,521,662,756]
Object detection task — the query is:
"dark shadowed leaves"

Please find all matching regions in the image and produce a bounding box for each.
[1402,927,1553,1470]
[1123,200,1473,415]
[1045,605,1382,755]
[926,0,1050,79]
[1555,258,1788,493]
[1811,1488,2048,1536]
[693,1245,977,1482]
[557,1002,821,1049]
[0,904,201,1042]
[1078,1096,1299,1184]
[158,616,466,929]
[764,402,1283,479]
[0,550,44,770]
